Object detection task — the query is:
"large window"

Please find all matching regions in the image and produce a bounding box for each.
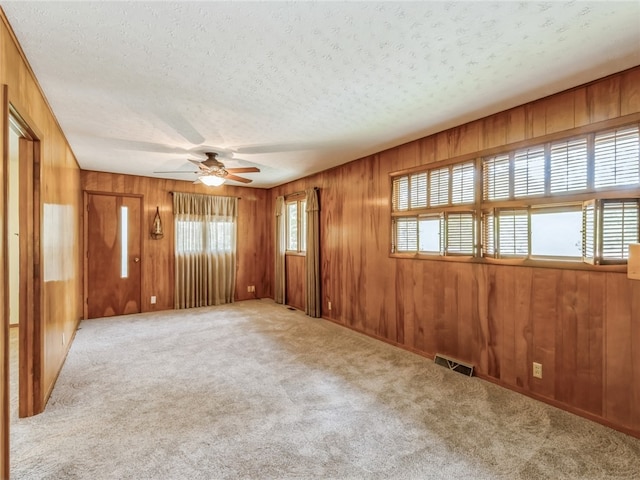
[286,198,306,253]
[392,123,640,266]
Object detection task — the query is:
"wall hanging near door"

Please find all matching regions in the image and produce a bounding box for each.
[150,206,164,239]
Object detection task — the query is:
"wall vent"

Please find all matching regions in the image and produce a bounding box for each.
[434,353,474,377]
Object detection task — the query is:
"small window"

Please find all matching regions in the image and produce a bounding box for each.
[446,213,475,255]
[530,207,582,259]
[514,146,545,197]
[594,127,640,188]
[395,217,418,252]
[550,137,588,193]
[418,216,441,254]
[286,199,306,253]
[429,167,450,206]
[600,199,639,262]
[497,209,529,257]
[483,153,510,200]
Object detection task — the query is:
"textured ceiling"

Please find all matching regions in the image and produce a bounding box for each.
[2,1,640,188]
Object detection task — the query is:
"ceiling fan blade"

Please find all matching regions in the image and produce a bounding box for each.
[225,174,252,184]
[153,170,198,174]
[226,167,260,174]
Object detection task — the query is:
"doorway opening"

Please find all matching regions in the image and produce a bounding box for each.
[8,106,42,419]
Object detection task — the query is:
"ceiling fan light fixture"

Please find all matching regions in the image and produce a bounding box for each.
[200,175,226,187]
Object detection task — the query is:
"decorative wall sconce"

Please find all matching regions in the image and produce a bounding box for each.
[150,206,164,240]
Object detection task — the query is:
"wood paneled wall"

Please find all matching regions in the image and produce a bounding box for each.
[1,9,84,473]
[81,171,272,310]
[285,255,305,311]
[270,66,640,437]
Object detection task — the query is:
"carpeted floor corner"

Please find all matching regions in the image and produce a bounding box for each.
[10,299,640,479]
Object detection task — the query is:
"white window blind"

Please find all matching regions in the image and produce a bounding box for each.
[410,173,428,208]
[446,213,474,255]
[601,200,639,261]
[550,137,588,193]
[452,162,475,204]
[514,146,545,197]
[392,176,409,211]
[287,202,298,250]
[395,217,418,252]
[429,167,450,206]
[594,126,640,188]
[497,210,528,257]
[483,153,510,200]
[483,211,495,257]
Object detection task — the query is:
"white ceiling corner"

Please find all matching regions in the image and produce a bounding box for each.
[1,1,639,188]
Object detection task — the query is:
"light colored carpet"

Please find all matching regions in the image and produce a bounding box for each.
[10,299,640,479]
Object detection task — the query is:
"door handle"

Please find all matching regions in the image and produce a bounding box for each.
[134,257,140,263]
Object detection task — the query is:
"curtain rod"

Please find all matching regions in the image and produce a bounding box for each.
[287,187,319,197]
[169,191,241,199]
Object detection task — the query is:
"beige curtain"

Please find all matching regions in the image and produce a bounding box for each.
[274,196,286,304]
[173,192,238,309]
[305,188,321,317]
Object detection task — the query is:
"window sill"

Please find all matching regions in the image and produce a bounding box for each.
[285,251,306,257]
[389,253,627,273]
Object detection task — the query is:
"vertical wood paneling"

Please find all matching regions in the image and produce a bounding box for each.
[320,170,342,319]
[81,171,271,311]
[506,106,526,144]
[530,269,557,399]
[419,136,437,166]
[620,68,640,116]
[397,142,419,170]
[604,274,635,428]
[269,66,640,438]
[512,267,534,390]
[544,90,575,134]
[482,114,507,150]
[587,76,621,123]
[285,255,305,311]
[2,14,83,418]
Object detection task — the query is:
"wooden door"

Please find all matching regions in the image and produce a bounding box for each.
[86,193,142,319]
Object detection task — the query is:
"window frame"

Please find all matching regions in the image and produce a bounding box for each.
[390,119,640,270]
[286,197,307,255]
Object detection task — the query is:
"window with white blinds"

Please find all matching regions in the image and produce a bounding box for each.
[600,200,639,261]
[514,147,545,197]
[594,127,640,188]
[550,138,588,193]
[394,213,475,255]
[392,122,640,265]
[392,160,476,256]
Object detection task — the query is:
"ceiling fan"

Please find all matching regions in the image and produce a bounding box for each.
[155,152,260,186]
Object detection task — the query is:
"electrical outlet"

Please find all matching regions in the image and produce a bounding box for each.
[151,296,157,304]
[328,301,332,311]
[250,286,255,292]
[247,286,251,292]
[533,362,543,379]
